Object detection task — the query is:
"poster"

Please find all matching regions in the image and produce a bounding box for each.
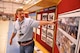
[48,13,54,21]
[47,29,53,39]
[56,30,76,53]
[46,37,53,47]
[42,13,47,21]
[41,27,47,42]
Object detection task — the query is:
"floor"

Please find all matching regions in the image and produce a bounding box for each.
[0,20,49,53]
[0,20,9,53]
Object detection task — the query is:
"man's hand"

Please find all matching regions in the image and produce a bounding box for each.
[9,39,13,45]
[9,32,16,45]
[49,19,59,24]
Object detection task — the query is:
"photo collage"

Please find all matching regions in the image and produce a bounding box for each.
[41,13,55,47]
[56,17,80,53]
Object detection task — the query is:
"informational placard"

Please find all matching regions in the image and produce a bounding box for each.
[37,28,40,35]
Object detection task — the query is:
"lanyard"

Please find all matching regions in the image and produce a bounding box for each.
[19,20,24,34]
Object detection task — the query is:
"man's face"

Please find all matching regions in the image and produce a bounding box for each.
[17,11,24,18]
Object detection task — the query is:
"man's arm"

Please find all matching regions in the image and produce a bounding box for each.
[39,19,59,26]
[9,32,16,45]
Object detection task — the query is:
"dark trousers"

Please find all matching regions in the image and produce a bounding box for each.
[20,41,34,53]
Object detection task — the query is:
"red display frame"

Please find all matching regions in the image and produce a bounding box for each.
[36,10,55,53]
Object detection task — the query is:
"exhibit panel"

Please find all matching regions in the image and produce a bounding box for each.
[36,6,56,53]
[56,9,80,53]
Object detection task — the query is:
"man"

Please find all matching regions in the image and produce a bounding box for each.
[9,8,57,53]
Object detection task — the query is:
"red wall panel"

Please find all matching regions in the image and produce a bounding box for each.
[54,0,80,53]
[57,0,80,14]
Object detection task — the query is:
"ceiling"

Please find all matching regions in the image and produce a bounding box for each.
[0,0,29,4]
[23,0,61,12]
[0,0,61,14]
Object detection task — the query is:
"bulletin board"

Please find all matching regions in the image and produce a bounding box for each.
[36,6,56,53]
[56,9,80,53]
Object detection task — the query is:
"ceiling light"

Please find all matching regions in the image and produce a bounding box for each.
[19,6,23,8]
[25,0,32,4]
[16,0,19,2]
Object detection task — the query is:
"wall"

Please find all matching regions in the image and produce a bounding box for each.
[54,0,80,53]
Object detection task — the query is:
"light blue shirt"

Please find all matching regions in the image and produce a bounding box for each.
[13,17,39,42]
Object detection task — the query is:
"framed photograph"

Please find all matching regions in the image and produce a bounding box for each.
[46,37,53,47]
[48,13,55,21]
[41,27,47,42]
[41,27,47,36]
[47,29,53,39]
[42,13,48,21]
[58,17,80,39]
[56,30,76,53]
[41,35,47,42]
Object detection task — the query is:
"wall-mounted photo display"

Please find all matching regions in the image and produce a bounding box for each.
[58,17,80,39]
[46,37,53,47]
[47,29,53,39]
[48,13,54,21]
[41,27,47,42]
[56,30,76,53]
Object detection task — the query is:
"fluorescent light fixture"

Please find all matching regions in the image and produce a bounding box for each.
[25,0,32,4]
[19,6,23,8]
[16,0,19,2]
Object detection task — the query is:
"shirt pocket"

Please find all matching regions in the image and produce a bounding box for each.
[15,25,20,31]
[21,24,28,33]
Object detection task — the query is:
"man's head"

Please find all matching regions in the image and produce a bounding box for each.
[16,8,24,18]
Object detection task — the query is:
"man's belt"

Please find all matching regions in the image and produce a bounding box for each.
[18,39,33,46]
